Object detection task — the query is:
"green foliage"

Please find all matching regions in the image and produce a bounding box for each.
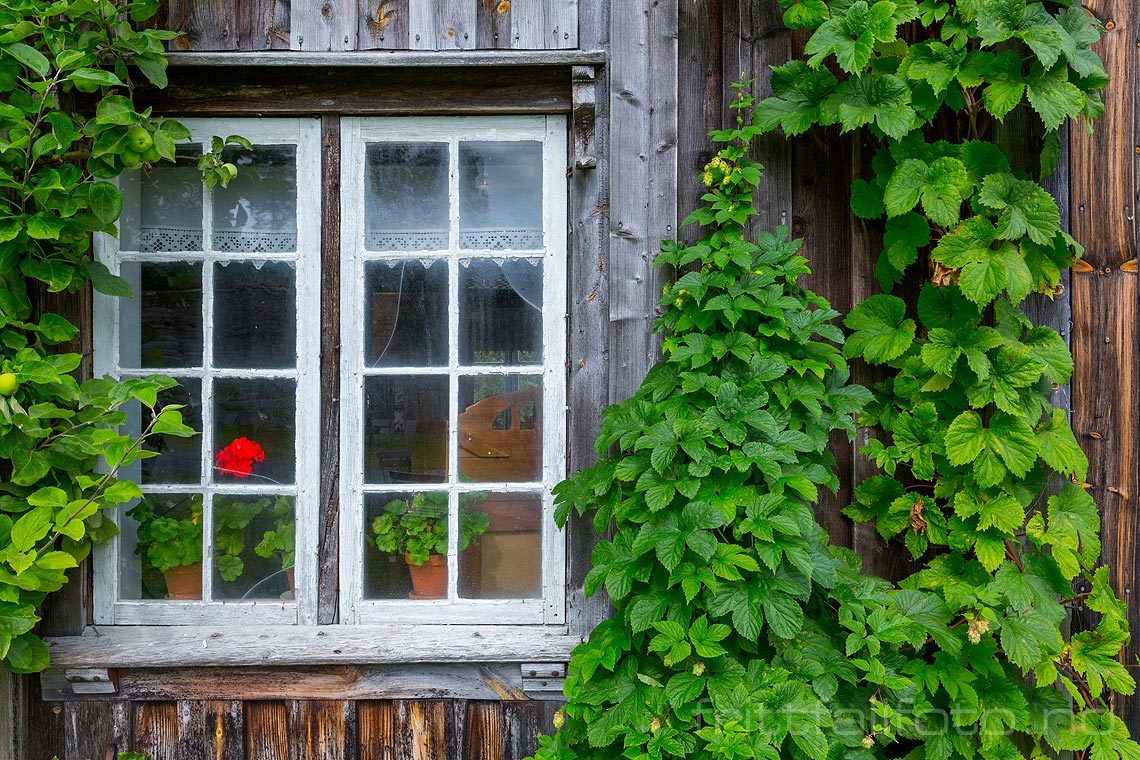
[254,497,296,571]
[370,492,490,566]
[749,1,1136,759]
[0,1,240,673]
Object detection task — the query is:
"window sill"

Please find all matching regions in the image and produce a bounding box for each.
[45,624,580,669]
[165,49,606,69]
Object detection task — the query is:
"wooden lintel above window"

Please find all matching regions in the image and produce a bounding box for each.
[164,50,606,69]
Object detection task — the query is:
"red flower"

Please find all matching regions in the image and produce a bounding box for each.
[215,437,265,478]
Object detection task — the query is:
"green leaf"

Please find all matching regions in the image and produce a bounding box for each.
[978,173,1061,245]
[4,632,50,673]
[87,182,123,225]
[843,294,915,363]
[86,261,133,298]
[945,411,985,465]
[825,73,916,140]
[4,43,49,77]
[1036,408,1088,480]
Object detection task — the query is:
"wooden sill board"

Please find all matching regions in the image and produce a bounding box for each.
[165,50,606,68]
[45,624,578,669]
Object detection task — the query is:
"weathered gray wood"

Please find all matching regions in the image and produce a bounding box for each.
[510,0,545,49]
[290,0,357,50]
[45,625,580,668]
[163,0,290,50]
[477,0,512,48]
[357,0,410,48]
[176,701,244,760]
[566,3,612,643]
[677,0,723,243]
[411,0,478,49]
[41,664,528,702]
[163,48,605,66]
[545,0,577,48]
[0,671,12,760]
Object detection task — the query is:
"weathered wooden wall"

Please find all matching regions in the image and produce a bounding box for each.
[9,0,1140,755]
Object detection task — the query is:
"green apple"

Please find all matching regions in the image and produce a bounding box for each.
[121,148,141,168]
[127,126,153,153]
[0,373,18,396]
[142,146,161,163]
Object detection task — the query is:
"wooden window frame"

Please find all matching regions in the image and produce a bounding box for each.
[92,117,324,627]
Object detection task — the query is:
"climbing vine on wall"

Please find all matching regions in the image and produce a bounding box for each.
[0,0,239,672]
[534,0,1139,757]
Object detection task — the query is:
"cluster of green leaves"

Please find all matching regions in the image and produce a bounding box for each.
[751,0,1139,758]
[0,0,235,673]
[129,494,291,583]
[371,491,490,566]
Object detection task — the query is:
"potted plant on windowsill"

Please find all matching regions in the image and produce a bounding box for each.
[370,492,490,599]
[254,496,296,593]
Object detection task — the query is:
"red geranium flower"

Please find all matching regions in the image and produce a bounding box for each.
[215,437,265,478]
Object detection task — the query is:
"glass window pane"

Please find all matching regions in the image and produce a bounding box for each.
[118,261,203,369]
[363,491,449,600]
[211,145,297,253]
[459,141,542,250]
[212,494,295,601]
[458,375,542,483]
[213,378,296,485]
[459,492,541,599]
[364,377,449,484]
[141,379,202,485]
[366,260,447,367]
[213,261,297,369]
[460,259,542,365]
[365,143,449,251]
[120,147,203,253]
[121,493,204,600]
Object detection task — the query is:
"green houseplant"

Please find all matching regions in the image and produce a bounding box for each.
[370,491,490,599]
[254,496,296,591]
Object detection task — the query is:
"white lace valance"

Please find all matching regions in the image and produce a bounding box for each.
[365,228,544,252]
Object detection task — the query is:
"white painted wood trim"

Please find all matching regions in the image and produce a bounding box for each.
[94,117,322,626]
[340,115,569,626]
[45,625,581,668]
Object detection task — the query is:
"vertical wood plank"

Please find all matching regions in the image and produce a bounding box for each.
[18,678,64,760]
[164,0,290,50]
[357,0,411,49]
[64,702,121,760]
[245,701,292,760]
[405,700,447,759]
[741,0,792,231]
[793,127,855,548]
[176,701,244,760]
[288,700,357,760]
[357,701,399,758]
[544,0,577,48]
[476,0,512,48]
[510,0,545,49]
[410,0,477,50]
[568,0,613,639]
[677,0,723,243]
[502,700,558,760]
[1069,0,1139,734]
[462,702,504,759]
[0,670,12,760]
[291,0,357,50]
[132,702,179,760]
[318,115,343,625]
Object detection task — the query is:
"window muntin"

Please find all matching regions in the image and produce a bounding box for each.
[341,116,567,625]
[93,118,322,626]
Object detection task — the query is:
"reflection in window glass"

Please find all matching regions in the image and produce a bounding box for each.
[459,492,541,599]
[212,495,295,601]
[366,260,448,367]
[213,378,296,485]
[364,377,449,484]
[459,141,543,249]
[460,259,542,365]
[119,148,203,252]
[458,375,542,483]
[213,261,297,369]
[365,143,449,251]
[118,261,203,369]
[211,145,297,253]
[140,380,202,485]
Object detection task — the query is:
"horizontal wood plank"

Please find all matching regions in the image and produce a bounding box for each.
[45,625,579,668]
[163,49,604,66]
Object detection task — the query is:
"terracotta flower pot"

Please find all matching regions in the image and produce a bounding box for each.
[163,563,203,600]
[406,553,446,600]
[286,567,295,592]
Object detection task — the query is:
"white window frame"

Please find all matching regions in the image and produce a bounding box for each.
[92,118,323,626]
[339,116,568,626]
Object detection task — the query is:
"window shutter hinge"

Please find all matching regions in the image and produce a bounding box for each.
[521,661,567,693]
[65,667,118,696]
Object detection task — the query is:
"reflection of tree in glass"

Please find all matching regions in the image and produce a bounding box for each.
[214,146,297,233]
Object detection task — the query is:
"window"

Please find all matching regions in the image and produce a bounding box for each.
[94,116,567,630]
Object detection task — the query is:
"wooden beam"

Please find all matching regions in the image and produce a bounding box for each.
[1069,0,1139,735]
[45,625,580,668]
[164,49,605,67]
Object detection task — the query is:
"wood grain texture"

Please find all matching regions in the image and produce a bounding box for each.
[677,0,723,244]
[163,0,290,50]
[132,702,179,760]
[410,0,478,50]
[545,0,577,48]
[1069,0,1139,734]
[244,702,291,760]
[137,66,572,115]
[291,0,357,50]
[288,700,357,760]
[477,0,513,48]
[17,670,65,760]
[357,0,410,49]
[175,701,245,760]
[319,115,343,625]
[0,670,12,760]
[63,701,122,760]
[462,701,503,759]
